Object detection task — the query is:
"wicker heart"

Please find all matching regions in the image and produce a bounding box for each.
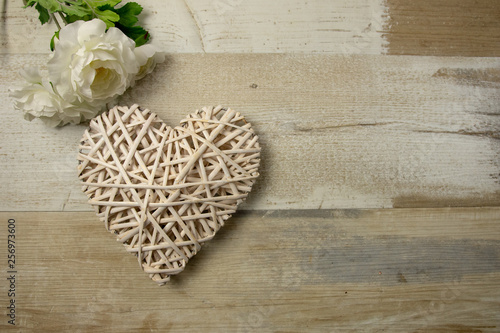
[77,105,260,284]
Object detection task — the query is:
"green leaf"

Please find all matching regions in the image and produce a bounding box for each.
[58,2,90,17]
[115,24,149,46]
[65,14,92,24]
[24,0,153,47]
[35,3,51,24]
[24,0,37,7]
[114,2,149,46]
[37,0,61,12]
[92,5,120,27]
[62,1,122,27]
[115,2,143,27]
[85,0,121,8]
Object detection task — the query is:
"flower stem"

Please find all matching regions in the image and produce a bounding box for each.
[81,0,97,19]
[50,13,61,30]
[57,12,67,25]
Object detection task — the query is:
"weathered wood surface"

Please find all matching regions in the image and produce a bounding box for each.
[2,0,499,56]
[385,0,500,57]
[1,54,499,211]
[0,209,499,332]
[1,0,499,331]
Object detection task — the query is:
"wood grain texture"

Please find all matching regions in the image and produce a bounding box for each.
[1,2,499,332]
[1,54,499,211]
[385,0,500,57]
[2,0,500,56]
[0,0,387,54]
[0,209,499,332]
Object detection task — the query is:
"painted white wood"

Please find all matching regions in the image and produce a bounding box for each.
[0,0,388,54]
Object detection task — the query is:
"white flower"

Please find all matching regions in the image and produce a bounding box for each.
[10,67,104,127]
[134,44,165,81]
[48,19,140,107]
[11,19,163,127]
[11,67,67,126]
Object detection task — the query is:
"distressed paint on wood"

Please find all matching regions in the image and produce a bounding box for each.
[3,0,500,56]
[1,1,499,332]
[1,54,499,211]
[0,209,498,331]
[0,0,388,54]
[176,0,388,54]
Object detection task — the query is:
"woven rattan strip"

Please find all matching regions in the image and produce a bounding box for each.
[77,105,261,284]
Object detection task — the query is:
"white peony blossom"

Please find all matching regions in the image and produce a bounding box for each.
[10,67,104,127]
[48,19,140,107]
[134,44,165,81]
[11,67,68,127]
[11,19,164,127]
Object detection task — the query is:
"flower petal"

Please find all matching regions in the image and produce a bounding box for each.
[77,19,107,45]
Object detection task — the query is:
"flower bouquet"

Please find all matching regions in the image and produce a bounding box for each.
[10,0,164,126]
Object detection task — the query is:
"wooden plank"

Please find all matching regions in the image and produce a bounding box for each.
[385,0,500,57]
[0,208,499,331]
[1,0,388,55]
[3,0,500,56]
[1,54,499,211]
[170,0,388,54]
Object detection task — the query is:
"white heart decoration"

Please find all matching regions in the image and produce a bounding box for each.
[77,105,261,284]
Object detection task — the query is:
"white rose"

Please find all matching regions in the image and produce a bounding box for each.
[10,67,105,127]
[48,19,140,107]
[134,44,165,81]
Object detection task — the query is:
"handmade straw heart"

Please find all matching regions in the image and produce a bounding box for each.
[77,105,261,285]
